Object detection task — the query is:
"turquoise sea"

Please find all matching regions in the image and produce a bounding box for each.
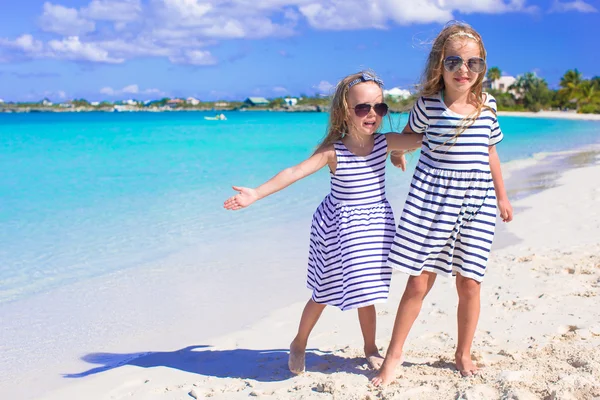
[1,111,599,304]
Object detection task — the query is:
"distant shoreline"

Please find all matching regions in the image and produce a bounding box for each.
[497,110,600,121]
[2,107,600,120]
[0,105,331,114]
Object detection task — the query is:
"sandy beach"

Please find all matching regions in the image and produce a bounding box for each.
[7,146,593,400]
[498,110,600,121]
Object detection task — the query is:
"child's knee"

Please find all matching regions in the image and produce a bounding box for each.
[405,275,431,297]
[456,277,481,299]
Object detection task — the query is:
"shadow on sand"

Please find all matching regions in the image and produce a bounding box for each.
[63,345,368,382]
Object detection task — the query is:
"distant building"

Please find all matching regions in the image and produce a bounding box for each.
[167,98,184,107]
[244,97,269,107]
[0,99,4,103]
[214,101,229,107]
[58,102,74,108]
[384,87,411,100]
[91,101,100,106]
[283,97,298,106]
[483,75,517,92]
[186,97,200,106]
[114,104,137,112]
[41,98,53,106]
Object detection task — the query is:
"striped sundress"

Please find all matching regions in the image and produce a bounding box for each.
[387,93,503,282]
[307,134,396,311]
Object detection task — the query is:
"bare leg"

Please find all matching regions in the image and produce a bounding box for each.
[371,272,437,386]
[289,298,326,374]
[455,273,481,377]
[357,305,384,369]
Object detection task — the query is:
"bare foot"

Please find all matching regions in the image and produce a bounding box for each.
[288,339,306,374]
[365,350,384,370]
[370,352,403,386]
[455,352,478,377]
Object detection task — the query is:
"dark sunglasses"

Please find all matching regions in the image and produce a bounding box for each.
[443,56,486,74]
[352,102,389,117]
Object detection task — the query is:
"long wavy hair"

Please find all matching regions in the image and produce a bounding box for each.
[315,70,386,151]
[420,21,492,143]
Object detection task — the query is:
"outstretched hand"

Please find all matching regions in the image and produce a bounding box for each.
[223,186,259,210]
[390,151,407,171]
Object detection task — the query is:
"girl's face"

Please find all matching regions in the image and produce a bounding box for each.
[442,38,482,95]
[346,82,385,137]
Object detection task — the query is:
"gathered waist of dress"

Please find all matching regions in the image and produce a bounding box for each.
[416,159,493,179]
[325,193,389,208]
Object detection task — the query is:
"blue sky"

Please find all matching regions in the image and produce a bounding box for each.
[0,0,595,102]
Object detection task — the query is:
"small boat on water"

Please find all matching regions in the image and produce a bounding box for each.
[205,113,227,121]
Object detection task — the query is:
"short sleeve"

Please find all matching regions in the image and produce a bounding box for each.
[408,96,429,134]
[487,94,503,146]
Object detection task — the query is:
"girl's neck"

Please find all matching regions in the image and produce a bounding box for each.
[344,131,374,147]
[343,131,375,157]
[441,88,472,106]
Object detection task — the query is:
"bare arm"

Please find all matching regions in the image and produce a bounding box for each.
[224,145,333,210]
[489,145,513,222]
[387,124,422,171]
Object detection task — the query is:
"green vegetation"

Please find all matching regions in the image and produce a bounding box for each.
[488,67,600,113]
[487,67,501,82]
[385,94,417,113]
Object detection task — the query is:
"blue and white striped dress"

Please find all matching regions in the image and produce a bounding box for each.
[307,134,396,310]
[387,93,503,282]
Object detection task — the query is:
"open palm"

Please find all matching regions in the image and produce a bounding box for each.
[223,186,259,210]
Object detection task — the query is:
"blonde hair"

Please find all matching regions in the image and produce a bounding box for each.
[420,21,492,142]
[315,70,386,151]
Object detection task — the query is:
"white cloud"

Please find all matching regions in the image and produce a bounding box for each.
[549,0,597,12]
[159,0,213,26]
[439,0,537,14]
[40,90,68,100]
[273,86,288,93]
[299,3,385,30]
[299,0,537,30]
[39,2,95,36]
[144,88,165,95]
[100,84,165,97]
[121,84,139,94]
[96,38,173,58]
[47,36,124,63]
[169,49,217,65]
[81,0,142,22]
[381,0,453,25]
[0,34,44,53]
[154,0,297,39]
[2,0,541,66]
[100,87,116,95]
[315,80,334,94]
[0,35,120,64]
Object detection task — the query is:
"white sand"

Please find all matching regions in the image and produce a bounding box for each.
[498,110,600,121]
[17,154,598,399]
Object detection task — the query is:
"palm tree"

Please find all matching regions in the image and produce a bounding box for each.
[559,69,583,101]
[510,72,552,111]
[575,81,600,107]
[510,72,537,93]
[487,67,501,83]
